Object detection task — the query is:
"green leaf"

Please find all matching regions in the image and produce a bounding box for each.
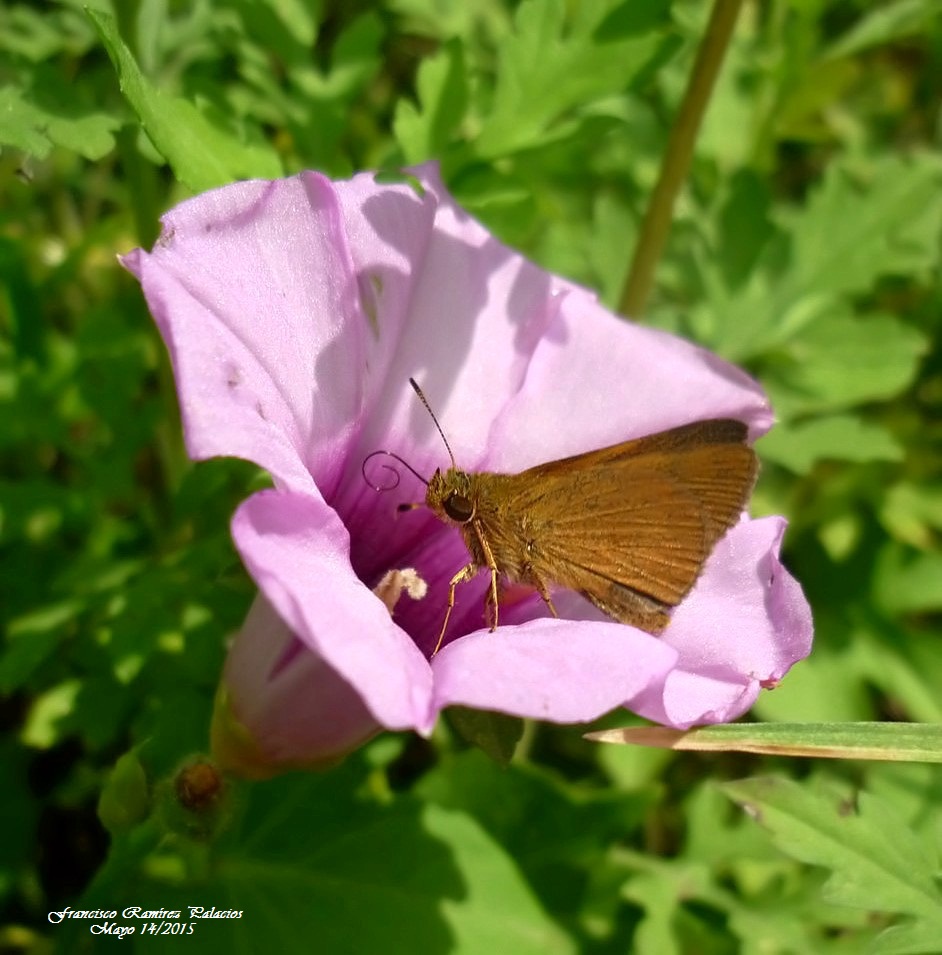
[852,632,942,724]
[722,777,942,922]
[750,640,874,723]
[615,782,875,954]
[0,600,81,692]
[590,722,942,763]
[873,544,942,615]
[418,749,650,927]
[761,311,928,418]
[393,39,468,163]
[0,86,54,157]
[76,774,575,955]
[385,0,512,43]
[710,155,942,360]
[874,917,942,955]
[593,0,673,37]
[243,0,319,47]
[422,809,573,954]
[418,750,649,862]
[757,415,903,474]
[98,750,150,834]
[622,871,682,955]
[717,170,776,291]
[773,58,861,146]
[446,706,524,766]
[0,84,120,160]
[586,190,638,307]
[474,0,667,158]
[879,482,942,550]
[824,0,940,60]
[330,12,385,92]
[21,679,81,749]
[87,8,282,192]
[776,157,942,307]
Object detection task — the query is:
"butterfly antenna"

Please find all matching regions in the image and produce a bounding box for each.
[362,450,430,491]
[409,378,457,469]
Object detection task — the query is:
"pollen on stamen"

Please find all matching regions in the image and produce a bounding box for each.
[373,568,428,617]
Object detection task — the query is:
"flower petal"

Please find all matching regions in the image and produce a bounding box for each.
[488,290,773,471]
[230,488,435,733]
[122,173,411,496]
[334,163,595,505]
[337,165,771,484]
[431,618,679,722]
[125,163,813,751]
[632,517,813,728]
[212,596,383,776]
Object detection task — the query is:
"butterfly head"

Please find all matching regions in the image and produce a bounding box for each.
[426,467,476,526]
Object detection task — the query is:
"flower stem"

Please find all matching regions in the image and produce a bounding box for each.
[619,0,744,319]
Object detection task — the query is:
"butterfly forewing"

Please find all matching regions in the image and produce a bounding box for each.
[497,420,757,631]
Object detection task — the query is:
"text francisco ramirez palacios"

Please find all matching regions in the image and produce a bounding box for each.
[47,906,243,939]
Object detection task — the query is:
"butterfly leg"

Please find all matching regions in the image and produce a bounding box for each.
[470,522,501,631]
[534,576,559,618]
[433,563,477,656]
[484,567,501,630]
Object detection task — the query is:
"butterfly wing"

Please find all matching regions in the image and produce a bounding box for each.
[504,420,757,632]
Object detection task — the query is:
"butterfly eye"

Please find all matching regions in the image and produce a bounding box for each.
[443,492,474,523]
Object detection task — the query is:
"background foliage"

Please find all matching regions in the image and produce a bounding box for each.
[2,0,941,952]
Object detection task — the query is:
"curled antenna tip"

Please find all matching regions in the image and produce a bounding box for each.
[362,450,429,492]
[361,450,400,491]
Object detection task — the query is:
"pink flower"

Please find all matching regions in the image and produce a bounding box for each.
[123,164,812,776]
